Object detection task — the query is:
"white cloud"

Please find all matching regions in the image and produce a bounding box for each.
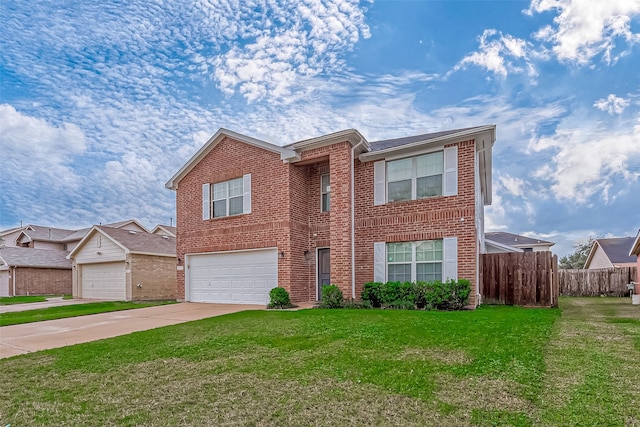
[500,175,527,197]
[453,29,538,79]
[529,117,640,203]
[526,0,640,64]
[593,94,631,114]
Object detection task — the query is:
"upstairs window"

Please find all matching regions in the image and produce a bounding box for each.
[321,174,330,212]
[387,151,443,203]
[213,178,243,218]
[202,174,251,220]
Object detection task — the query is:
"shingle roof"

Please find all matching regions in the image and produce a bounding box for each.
[151,225,176,237]
[19,225,77,243]
[97,226,176,256]
[369,127,482,152]
[596,237,636,264]
[485,232,554,247]
[0,247,72,269]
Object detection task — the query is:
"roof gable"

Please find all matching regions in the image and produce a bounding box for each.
[584,237,637,268]
[166,128,298,190]
[68,226,176,259]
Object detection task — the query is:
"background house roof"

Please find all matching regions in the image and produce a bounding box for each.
[630,230,640,256]
[17,225,77,243]
[151,225,176,237]
[591,237,636,265]
[91,226,176,256]
[0,247,72,269]
[485,232,555,247]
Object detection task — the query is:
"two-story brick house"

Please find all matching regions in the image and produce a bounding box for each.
[166,125,495,307]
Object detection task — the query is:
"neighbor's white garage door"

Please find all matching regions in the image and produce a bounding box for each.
[81,262,126,300]
[0,270,9,297]
[187,249,277,304]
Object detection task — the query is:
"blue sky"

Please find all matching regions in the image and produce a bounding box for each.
[1,0,639,257]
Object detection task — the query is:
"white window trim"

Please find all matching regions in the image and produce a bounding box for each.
[203,173,251,220]
[212,177,243,218]
[386,151,444,203]
[320,173,330,212]
[386,241,443,282]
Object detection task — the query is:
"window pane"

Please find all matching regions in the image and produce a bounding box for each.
[387,158,412,182]
[228,178,243,197]
[388,180,411,202]
[417,262,442,282]
[417,174,442,198]
[322,193,330,212]
[416,152,443,177]
[213,200,227,217]
[388,264,411,282]
[387,242,412,263]
[213,182,227,200]
[321,174,330,192]
[416,240,443,262]
[229,196,243,215]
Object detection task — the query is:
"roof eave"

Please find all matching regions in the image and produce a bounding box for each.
[165,128,298,190]
[630,230,640,256]
[285,129,370,159]
[485,239,525,253]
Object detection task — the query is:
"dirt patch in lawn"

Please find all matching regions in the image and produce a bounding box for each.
[398,347,472,365]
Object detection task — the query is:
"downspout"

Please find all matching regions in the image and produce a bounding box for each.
[351,140,365,300]
[12,266,16,296]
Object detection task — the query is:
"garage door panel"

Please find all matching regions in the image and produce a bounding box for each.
[187,249,277,304]
[81,262,126,300]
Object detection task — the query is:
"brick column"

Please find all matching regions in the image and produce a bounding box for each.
[329,143,353,298]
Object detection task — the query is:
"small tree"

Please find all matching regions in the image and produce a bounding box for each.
[559,236,596,269]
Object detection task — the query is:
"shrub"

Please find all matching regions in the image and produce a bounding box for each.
[361,279,471,311]
[341,299,372,309]
[267,287,294,309]
[320,284,343,308]
[361,282,383,307]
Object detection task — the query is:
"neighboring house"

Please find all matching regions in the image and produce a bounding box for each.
[0,219,148,253]
[166,125,495,307]
[68,226,176,301]
[485,232,555,253]
[584,237,637,269]
[151,224,177,237]
[0,247,71,296]
[630,230,640,294]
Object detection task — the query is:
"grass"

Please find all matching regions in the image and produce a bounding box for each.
[0,295,48,305]
[0,298,638,426]
[0,301,175,326]
[0,295,72,305]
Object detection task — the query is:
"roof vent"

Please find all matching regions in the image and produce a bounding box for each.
[129,230,137,235]
[162,235,168,239]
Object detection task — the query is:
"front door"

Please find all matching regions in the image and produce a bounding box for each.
[317,248,330,300]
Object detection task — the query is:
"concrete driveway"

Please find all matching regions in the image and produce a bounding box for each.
[0,302,264,359]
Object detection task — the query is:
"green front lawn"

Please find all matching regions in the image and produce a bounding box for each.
[0,295,72,305]
[1,298,638,426]
[0,301,175,326]
[0,295,48,305]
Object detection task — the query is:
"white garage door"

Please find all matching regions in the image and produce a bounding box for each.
[81,262,126,300]
[187,249,277,304]
[0,270,9,297]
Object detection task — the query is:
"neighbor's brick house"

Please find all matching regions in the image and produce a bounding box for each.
[166,126,495,307]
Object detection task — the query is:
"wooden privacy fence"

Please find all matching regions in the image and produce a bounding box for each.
[481,252,558,307]
[558,267,637,297]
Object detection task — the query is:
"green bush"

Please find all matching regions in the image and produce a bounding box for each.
[361,282,383,308]
[267,287,294,309]
[341,299,372,309]
[320,284,344,308]
[361,279,471,311]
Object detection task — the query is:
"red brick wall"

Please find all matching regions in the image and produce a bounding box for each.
[175,135,480,306]
[14,267,71,295]
[354,140,479,306]
[176,137,294,299]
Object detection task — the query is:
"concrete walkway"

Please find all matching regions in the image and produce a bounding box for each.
[0,297,100,314]
[0,302,264,359]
